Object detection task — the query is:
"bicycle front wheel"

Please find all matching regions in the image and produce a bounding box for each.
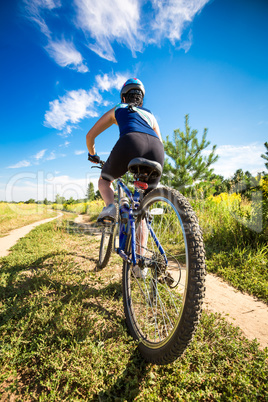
[98,225,115,269]
[122,187,206,365]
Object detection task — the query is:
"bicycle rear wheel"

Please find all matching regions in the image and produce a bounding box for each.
[122,187,206,365]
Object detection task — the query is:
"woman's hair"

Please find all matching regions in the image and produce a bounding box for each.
[124,89,143,106]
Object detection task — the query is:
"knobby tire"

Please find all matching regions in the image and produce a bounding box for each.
[122,187,206,365]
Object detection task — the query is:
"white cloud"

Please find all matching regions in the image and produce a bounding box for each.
[59,141,70,147]
[45,39,89,72]
[73,0,210,60]
[35,0,61,10]
[46,151,56,160]
[23,0,61,38]
[33,149,47,160]
[7,160,31,169]
[24,0,211,67]
[44,88,102,131]
[3,171,97,202]
[24,1,88,73]
[6,148,67,174]
[150,0,209,45]
[96,72,128,92]
[75,150,86,155]
[178,29,193,53]
[208,143,265,178]
[74,0,141,61]
[57,125,75,138]
[44,72,126,134]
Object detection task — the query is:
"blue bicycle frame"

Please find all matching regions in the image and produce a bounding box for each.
[116,179,168,266]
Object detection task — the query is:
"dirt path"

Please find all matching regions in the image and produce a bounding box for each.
[1,214,267,349]
[0,213,63,257]
[204,274,268,349]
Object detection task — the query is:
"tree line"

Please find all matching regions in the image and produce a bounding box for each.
[16,115,267,206]
[162,115,268,197]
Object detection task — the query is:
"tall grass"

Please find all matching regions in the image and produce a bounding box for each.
[0,203,57,236]
[192,193,268,302]
[52,199,104,221]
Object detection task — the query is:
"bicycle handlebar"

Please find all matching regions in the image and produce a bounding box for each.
[90,160,105,169]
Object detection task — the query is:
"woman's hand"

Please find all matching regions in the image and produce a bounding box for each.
[88,153,100,164]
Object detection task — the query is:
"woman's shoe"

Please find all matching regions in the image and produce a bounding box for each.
[132,265,148,279]
[97,204,116,224]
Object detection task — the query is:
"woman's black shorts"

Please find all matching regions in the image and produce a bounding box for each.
[101,132,165,189]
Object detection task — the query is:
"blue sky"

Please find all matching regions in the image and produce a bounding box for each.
[1,0,267,202]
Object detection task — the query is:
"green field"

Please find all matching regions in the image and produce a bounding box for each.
[0,213,267,401]
[0,203,57,237]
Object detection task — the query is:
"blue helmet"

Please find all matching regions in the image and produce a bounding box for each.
[120,78,145,101]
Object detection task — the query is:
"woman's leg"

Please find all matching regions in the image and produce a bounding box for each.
[136,218,148,257]
[98,177,114,206]
[97,177,116,223]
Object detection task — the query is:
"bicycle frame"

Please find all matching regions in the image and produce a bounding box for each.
[116,178,168,266]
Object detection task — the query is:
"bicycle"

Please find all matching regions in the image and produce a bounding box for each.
[93,157,206,365]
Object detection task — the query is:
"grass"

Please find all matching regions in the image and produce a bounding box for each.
[192,195,268,303]
[206,246,268,302]
[52,199,104,220]
[0,203,57,237]
[0,216,267,401]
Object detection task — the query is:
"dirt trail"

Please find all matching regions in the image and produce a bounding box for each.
[0,214,267,349]
[0,213,63,257]
[204,274,267,349]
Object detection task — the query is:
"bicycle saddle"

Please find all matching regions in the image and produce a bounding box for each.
[128,158,162,180]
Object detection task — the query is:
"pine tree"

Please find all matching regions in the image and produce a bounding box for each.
[86,182,95,201]
[162,115,218,192]
[261,141,268,171]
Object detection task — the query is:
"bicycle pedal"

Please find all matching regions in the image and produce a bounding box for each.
[97,217,115,225]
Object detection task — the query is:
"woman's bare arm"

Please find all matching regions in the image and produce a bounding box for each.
[153,119,163,143]
[86,107,117,155]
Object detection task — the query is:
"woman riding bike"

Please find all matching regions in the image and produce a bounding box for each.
[86,78,165,224]
[86,80,206,364]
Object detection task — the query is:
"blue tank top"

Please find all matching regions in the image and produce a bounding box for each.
[115,103,159,139]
